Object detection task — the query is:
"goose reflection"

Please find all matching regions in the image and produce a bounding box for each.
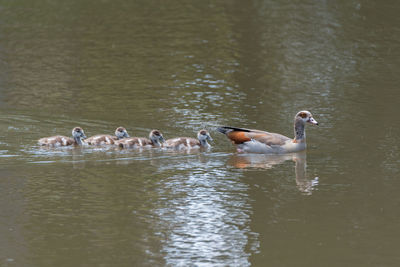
[228,151,318,194]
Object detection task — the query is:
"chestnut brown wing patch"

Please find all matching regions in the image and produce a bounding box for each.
[227,131,252,144]
[225,130,290,146]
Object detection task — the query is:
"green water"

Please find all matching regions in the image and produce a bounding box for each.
[1,1,400,266]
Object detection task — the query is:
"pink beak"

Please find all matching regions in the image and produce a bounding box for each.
[308,117,319,125]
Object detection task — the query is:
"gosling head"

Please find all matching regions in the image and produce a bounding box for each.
[72,127,86,145]
[197,129,213,142]
[115,127,130,139]
[149,130,165,145]
[197,129,212,147]
[72,127,86,139]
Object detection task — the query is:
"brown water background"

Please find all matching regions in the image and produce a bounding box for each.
[1,1,400,266]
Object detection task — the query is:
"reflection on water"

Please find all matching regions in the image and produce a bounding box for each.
[154,154,258,266]
[228,152,318,195]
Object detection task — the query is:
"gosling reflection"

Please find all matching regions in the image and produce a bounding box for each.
[228,152,318,194]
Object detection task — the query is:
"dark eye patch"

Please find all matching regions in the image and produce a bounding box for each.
[299,112,308,118]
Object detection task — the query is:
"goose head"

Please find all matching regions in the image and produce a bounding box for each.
[115,127,130,139]
[295,111,318,126]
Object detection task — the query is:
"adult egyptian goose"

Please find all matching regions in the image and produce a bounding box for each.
[164,129,213,150]
[218,111,318,153]
[85,127,130,145]
[38,127,87,146]
[116,129,165,148]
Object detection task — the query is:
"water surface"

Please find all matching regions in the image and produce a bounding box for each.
[1,1,400,266]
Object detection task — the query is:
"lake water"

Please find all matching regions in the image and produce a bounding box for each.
[1,1,400,266]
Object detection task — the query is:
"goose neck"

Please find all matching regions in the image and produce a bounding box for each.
[294,119,306,142]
